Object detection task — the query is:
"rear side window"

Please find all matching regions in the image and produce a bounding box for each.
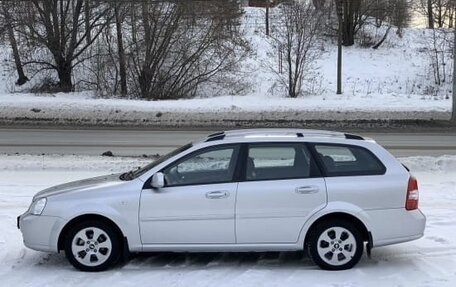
[313,144,386,176]
[245,143,316,181]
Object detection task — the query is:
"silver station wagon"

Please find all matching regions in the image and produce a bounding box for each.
[18,129,426,271]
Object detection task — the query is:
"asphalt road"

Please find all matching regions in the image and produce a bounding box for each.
[0,128,455,157]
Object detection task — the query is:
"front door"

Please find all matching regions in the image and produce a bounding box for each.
[235,142,327,244]
[140,144,240,245]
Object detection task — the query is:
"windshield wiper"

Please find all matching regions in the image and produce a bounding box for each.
[120,167,140,181]
[119,172,129,181]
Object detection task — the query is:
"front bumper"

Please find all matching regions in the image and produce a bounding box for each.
[18,212,67,252]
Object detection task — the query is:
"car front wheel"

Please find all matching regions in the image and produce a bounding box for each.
[307,220,364,270]
[64,221,121,271]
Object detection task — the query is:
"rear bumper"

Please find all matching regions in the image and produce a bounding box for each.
[18,212,67,252]
[363,208,426,248]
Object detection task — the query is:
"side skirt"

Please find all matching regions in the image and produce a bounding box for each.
[141,243,303,253]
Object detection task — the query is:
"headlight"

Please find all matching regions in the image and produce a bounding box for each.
[29,198,47,215]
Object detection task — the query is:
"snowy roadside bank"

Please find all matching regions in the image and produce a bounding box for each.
[1,109,450,129]
[0,154,455,286]
[0,93,451,129]
[0,98,451,128]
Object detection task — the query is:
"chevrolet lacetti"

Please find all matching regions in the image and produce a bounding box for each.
[18,129,426,271]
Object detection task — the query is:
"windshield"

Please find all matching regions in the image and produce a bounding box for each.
[120,143,192,180]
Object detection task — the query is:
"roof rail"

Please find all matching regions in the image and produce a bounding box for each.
[225,129,349,139]
[344,133,364,140]
[207,131,224,137]
[203,129,365,142]
[205,133,225,142]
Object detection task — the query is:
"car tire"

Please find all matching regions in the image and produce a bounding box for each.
[307,220,364,270]
[64,220,121,272]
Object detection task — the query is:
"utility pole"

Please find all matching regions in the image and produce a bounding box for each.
[336,0,344,95]
[452,26,456,123]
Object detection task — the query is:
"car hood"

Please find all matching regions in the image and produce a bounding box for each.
[33,173,123,200]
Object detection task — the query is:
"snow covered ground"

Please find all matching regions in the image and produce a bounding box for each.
[0,154,455,286]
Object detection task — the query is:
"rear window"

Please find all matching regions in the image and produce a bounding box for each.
[314,144,386,176]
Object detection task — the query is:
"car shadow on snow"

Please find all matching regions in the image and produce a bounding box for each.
[27,246,422,272]
[122,248,414,271]
[124,251,316,270]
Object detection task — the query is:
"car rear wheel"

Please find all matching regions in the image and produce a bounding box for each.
[307,220,364,270]
[64,221,121,272]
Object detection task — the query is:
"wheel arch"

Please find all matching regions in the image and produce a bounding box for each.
[303,212,370,248]
[57,213,127,252]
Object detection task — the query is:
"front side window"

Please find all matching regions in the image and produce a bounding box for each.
[314,144,386,176]
[162,145,239,186]
[246,143,314,181]
[124,143,193,180]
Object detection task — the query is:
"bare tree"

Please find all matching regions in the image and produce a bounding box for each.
[372,0,411,49]
[130,1,137,46]
[390,0,411,37]
[427,28,452,86]
[15,0,113,92]
[313,0,327,10]
[114,1,127,96]
[341,0,361,46]
[1,1,28,85]
[327,0,411,47]
[274,0,323,98]
[328,0,378,46]
[85,0,91,44]
[130,0,246,100]
[266,0,270,36]
[428,0,435,28]
[417,0,456,28]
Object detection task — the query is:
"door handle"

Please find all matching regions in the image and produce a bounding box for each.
[295,186,320,194]
[205,191,230,199]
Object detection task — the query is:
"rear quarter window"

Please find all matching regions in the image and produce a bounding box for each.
[313,144,386,177]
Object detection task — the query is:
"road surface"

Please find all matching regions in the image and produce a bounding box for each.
[0,128,455,157]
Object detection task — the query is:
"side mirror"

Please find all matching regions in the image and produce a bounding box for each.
[151,172,165,189]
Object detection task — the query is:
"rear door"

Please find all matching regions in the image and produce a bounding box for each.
[235,142,327,244]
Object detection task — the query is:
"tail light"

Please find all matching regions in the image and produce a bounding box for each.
[406,175,419,210]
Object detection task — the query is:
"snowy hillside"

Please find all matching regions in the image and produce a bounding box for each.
[0,7,452,122]
[239,7,452,107]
